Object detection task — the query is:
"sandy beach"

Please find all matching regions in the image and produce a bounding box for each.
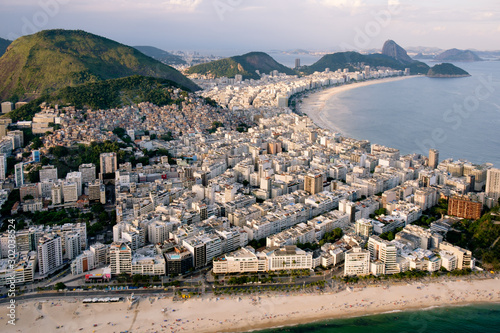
[7,277,499,333]
[299,76,418,133]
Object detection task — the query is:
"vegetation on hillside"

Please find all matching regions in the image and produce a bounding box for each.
[186,52,296,79]
[6,76,190,121]
[427,63,470,77]
[47,141,128,178]
[133,45,186,65]
[0,29,199,101]
[302,51,430,75]
[446,205,500,270]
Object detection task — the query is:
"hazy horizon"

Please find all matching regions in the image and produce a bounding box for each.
[1,0,499,54]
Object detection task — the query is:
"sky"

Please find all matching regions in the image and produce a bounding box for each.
[1,0,499,55]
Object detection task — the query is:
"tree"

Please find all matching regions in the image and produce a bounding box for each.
[54,282,66,290]
[31,137,43,149]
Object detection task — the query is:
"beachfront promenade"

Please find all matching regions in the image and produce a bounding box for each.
[7,273,499,332]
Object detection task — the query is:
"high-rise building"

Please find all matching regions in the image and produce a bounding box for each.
[294,58,300,69]
[148,221,172,244]
[66,171,82,196]
[344,247,370,276]
[32,150,40,163]
[486,168,500,201]
[79,163,96,184]
[90,242,109,266]
[87,179,106,203]
[368,236,399,274]
[0,153,6,180]
[51,182,63,205]
[1,102,14,114]
[100,152,117,175]
[165,247,193,276]
[39,165,58,182]
[14,162,24,188]
[64,231,81,260]
[0,124,6,139]
[62,181,78,203]
[428,149,439,169]
[448,195,482,220]
[364,65,370,78]
[7,130,24,148]
[37,233,63,276]
[109,242,132,275]
[355,218,373,238]
[304,172,323,195]
[70,250,95,275]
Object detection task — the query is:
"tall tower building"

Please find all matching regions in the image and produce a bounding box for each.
[429,149,439,169]
[79,163,96,184]
[294,58,300,69]
[486,168,500,201]
[37,233,63,276]
[304,172,323,195]
[109,242,132,275]
[368,236,398,274]
[14,162,24,187]
[0,153,6,180]
[65,231,81,260]
[100,152,117,175]
[39,165,58,182]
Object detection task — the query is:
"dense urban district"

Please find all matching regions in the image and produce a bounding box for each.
[0,63,499,301]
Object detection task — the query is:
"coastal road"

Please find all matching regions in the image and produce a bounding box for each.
[0,288,177,304]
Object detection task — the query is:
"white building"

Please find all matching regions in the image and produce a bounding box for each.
[344,247,370,276]
[37,233,63,276]
[267,246,313,271]
[100,152,118,175]
[66,172,83,197]
[15,162,24,188]
[368,236,399,275]
[79,163,97,184]
[0,153,6,181]
[39,165,58,182]
[62,181,78,203]
[64,231,81,260]
[486,168,500,201]
[71,250,95,275]
[109,242,132,275]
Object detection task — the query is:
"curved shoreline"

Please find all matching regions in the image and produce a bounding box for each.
[299,76,420,134]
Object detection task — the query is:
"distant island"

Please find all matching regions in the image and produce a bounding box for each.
[427,63,470,78]
[434,48,482,62]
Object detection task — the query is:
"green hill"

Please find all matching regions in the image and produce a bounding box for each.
[7,75,191,122]
[185,52,296,79]
[427,63,470,78]
[0,29,199,101]
[0,37,11,57]
[302,51,430,75]
[133,46,186,65]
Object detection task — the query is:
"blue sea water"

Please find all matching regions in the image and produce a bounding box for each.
[257,303,500,333]
[320,61,500,167]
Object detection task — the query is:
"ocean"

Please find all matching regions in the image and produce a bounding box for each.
[317,61,500,167]
[256,303,500,333]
